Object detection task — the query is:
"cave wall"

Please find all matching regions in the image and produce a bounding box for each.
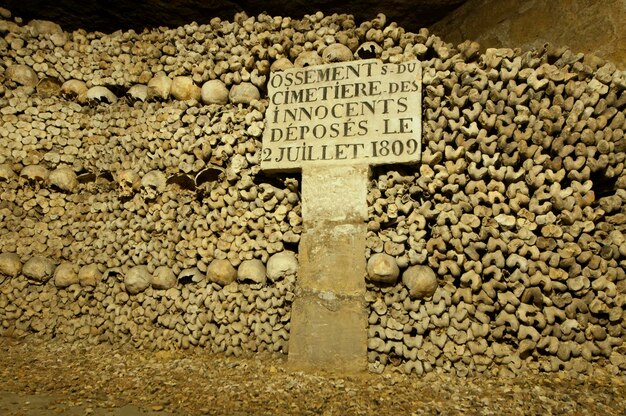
[430,0,626,70]
[0,0,467,33]
[1,7,626,376]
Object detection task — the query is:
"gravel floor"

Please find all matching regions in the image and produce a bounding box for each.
[1,336,625,415]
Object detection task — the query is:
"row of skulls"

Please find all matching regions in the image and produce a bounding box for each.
[0,163,231,199]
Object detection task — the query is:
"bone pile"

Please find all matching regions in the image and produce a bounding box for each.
[1,7,626,376]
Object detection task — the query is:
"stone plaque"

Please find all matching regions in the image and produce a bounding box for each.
[261,58,422,172]
[262,58,423,372]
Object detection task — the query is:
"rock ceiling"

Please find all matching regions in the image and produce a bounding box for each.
[3,0,466,33]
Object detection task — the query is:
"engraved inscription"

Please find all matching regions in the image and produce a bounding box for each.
[261,58,422,171]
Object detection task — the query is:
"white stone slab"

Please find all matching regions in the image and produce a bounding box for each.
[301,165,369,225]
[261,58,422,172]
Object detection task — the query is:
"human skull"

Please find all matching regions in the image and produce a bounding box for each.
[0,164,17,182]
[53,262,79,288]
[28,19,63,36]
[402,265,438,300]
[294,50,323,68]
[126,84,148,103]
[86,86,118,104]
[170,76,201,101]
[116,170,141,197]
[36,77,62,97]
[322,44,353,63]
[140,170,166,200]
[0,252,22,279]
[237,259,266,285]
[206,259,237,286]
[49,166,78,193]
[61,79,88,100]
[228,82,260,105]
[366,253,399,284]
[5,64,39,87]
[201,79,229,105]
[23,256,56,283]
[78,263,103,287]
[266,251,298,281]
[178,267,204,285]
[167,173,196,192]
[147,72,172,101]
[20,164,49,187]
[195,166,223,190]
[125,265,151,295]
[270,57,294,72]
[152,266,176,290]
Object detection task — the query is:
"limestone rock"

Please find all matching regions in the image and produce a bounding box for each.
[366,253,399,284]
[152,266,176,290]
[228,82,260,104]
[266,251,298,281]
[201,79,229,104]
[147,72,172,100]
[49,167,78,192]
[207,259,237,286]
[78,264,102,287]
[237,259,266,284]
[170,76,201,101]
[6,64,39,87]
[53,262,79,288]
[125,265,151,294]
[23,256,55,283]
[0,253,21,278]
[402,265,438,299]
[322,44,353,63]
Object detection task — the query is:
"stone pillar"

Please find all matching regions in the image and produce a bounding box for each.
[288,164,369,372]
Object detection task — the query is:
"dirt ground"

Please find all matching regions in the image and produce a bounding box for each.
[1,337,626,416]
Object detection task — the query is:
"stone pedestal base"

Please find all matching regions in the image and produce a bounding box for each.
[289,294,367,372]
[288,165,369,372]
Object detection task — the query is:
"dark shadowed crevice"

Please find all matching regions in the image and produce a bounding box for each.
[590,170,618,199]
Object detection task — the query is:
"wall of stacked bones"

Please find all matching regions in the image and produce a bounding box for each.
[1,8,626,376]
